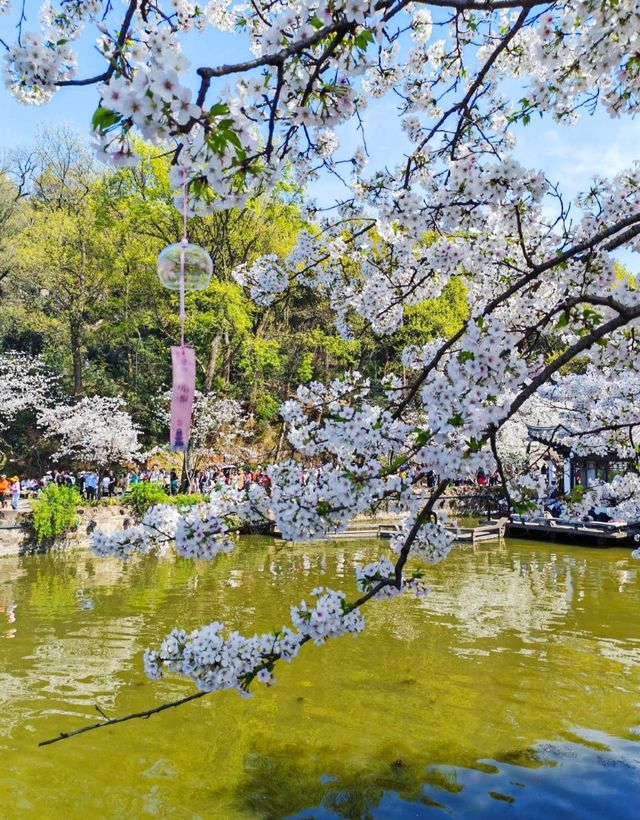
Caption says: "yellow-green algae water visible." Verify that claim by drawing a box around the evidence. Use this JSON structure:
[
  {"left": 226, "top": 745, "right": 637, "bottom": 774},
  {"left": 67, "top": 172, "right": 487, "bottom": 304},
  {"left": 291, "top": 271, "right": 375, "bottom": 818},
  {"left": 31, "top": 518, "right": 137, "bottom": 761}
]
[{"left": 0, "top": 537, "right": 639, "bottom": 819}]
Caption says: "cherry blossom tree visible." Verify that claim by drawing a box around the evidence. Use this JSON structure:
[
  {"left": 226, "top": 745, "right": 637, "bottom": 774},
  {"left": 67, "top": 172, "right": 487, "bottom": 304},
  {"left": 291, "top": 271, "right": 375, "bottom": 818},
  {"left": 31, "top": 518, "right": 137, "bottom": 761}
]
[
  {"left": 169, "top": 390, "right": 249, "bottom": 460},
  {"left": 37, "top": 395, "right": 142, "bottom": 466},
  {"left": 0, "top": 351, "right": 141, "bottom": 467},
  {"left": 0, "top": 350, "right": 59, "bottom": 466},
  {"left": 5, "top": 1, "right": 639, "bottom": 742},
  {"left": 149, "top": 389, "right": 251, "bottom": 482},
  {"left": 500, "top": 367, "right": 640, "bottom": 519},
  {"left": 0, "top": 351, "right": 58, "bottom": 430},
  {"left": 532, "top": 368, "right": 640, "bottom": 460}
]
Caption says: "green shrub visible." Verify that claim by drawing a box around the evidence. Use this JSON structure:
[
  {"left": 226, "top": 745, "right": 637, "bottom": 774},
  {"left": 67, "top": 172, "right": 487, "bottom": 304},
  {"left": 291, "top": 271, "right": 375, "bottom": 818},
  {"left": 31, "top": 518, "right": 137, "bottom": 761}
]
[
  {"left": 172, "top": 493, "right": 206, "bottom": 508},
  {"left": 31, "top": 484, "right": 82, "bottom": 543},
  {"left": 255, "top": 393, "right": 281, "bottom": 421},
  {"left": 124, "top": 485, "right": 208, "bottom": 520},
  {"left": 125, "top": 483, "right": 170, "bottom": 519}
]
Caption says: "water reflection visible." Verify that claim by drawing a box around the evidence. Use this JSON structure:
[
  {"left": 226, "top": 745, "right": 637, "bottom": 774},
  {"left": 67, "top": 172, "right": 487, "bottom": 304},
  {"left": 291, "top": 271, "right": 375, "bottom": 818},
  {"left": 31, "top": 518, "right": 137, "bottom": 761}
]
[{"left": 0, "top": 538, "right": 638, "bottom": 818}]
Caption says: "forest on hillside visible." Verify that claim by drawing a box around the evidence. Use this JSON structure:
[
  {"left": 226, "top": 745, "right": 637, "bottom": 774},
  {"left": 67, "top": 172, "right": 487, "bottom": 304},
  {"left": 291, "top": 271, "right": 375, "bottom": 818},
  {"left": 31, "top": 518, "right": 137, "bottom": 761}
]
[{"left": 0, "top": 125, "right": 467, "bottom": 470}]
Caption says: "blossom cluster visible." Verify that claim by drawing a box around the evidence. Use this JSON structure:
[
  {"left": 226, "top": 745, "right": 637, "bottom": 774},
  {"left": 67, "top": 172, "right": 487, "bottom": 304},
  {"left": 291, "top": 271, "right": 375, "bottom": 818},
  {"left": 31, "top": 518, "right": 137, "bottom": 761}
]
[
  {"left": 562, "top": 473, "right": 640, "bottom": 524},
  {"left": 175, "top": 504, "right": 235, "bottom": 559},
  {"left": 355, "top": 557, "right": 429, "bottom": 599},
  {"left": 143, "top": 622, "right": 301, "bottom": 693},
  {"left": 4, "top": 32, "right": 76, "bottom": 104},
  {"left": 90, "top": 481, "right": 271, "bottom": 560},
  {"left": 91, "top": 503, "right": 180, "bottom": 559},
  {"left": 390, "top": 516, "right": 457, "bottom": 565},
  {"left": 290, "top": 587, "right": 364, "bottom": 645},
  {"left": 533, "top": 368, "right": 640, "bottom": 459},
  {"left": 506, "top": 471, "right": 549, "bottom": 518},
  {"left": 233, "top": 255, "right": 289, "bottom": 307}
]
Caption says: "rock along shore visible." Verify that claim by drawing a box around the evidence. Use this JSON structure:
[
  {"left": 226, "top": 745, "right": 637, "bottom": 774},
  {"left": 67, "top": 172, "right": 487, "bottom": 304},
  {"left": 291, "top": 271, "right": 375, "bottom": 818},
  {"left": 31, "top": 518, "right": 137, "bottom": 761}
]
[{"left": 0, "top": 505, "right": 132, "bottom": 558}]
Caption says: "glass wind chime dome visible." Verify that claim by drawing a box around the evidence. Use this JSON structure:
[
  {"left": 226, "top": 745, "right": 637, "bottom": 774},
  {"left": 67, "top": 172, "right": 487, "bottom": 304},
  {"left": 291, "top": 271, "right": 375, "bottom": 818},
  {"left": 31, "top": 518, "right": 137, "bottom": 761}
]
[{"left": 157, "top": 241, "right": 213, "bottom": 291}]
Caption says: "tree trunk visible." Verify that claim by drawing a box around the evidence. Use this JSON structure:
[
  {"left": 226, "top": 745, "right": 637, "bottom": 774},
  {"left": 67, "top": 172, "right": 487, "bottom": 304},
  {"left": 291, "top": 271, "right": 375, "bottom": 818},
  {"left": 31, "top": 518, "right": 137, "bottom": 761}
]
[
  {"left": 273, "top": 421, "right": 287, "bottom": 462},
  {"left": 180, "top": 450, "right": 190, "bottom": 493},
  {"left": 223, "top": 330, "right": 231, "bottom": 385},
  {"left": 70, "top": 317, "right": 84, "bottom": 397},
  {"left": 204, "top": 333, "right": 221, "bottom": 394},
  {"left": 253, "top": 309, "right": 269, "bottom": 337}
]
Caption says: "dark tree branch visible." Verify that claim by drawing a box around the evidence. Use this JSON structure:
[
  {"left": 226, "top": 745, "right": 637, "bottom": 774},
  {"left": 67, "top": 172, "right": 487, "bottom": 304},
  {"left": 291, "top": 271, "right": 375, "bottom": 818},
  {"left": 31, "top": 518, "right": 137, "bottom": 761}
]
[
  {"left": 489, "top": 426, "right": 511, "bottom": 509},
  {"left": 39, "top": 691, "right": 207, "bottom": 747}
]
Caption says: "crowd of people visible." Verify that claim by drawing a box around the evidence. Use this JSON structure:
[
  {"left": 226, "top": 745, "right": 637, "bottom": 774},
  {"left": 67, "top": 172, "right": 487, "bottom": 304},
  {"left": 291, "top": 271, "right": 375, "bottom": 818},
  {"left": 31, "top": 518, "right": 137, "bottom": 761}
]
[
  {"left": 1, "top": 462, "right": 498, "bottom": 511},
  {"left": 0, "top": 463, "right": 273, "bottom": 508}
]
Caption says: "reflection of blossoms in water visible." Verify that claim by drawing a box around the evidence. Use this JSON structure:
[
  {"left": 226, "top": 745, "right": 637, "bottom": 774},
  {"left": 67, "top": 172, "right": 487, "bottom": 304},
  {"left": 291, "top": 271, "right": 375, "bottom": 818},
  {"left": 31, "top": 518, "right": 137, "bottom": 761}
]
[{"left": 419, "top": 557, "right": 576, "bottom": 642}]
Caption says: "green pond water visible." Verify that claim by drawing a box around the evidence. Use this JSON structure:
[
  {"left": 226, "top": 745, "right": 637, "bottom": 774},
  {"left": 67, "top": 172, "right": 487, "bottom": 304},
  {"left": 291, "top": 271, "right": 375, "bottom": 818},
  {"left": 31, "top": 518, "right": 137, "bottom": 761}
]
[{"left": 0, "top": 537, "right": 639, "bottom": 819}]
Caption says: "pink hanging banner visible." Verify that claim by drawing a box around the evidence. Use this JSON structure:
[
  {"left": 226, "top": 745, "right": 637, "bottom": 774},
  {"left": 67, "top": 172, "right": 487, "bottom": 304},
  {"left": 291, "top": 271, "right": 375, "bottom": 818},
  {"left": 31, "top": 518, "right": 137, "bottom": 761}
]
[{"left": 170, "top": 345, "right": 196, "bottom": 451}]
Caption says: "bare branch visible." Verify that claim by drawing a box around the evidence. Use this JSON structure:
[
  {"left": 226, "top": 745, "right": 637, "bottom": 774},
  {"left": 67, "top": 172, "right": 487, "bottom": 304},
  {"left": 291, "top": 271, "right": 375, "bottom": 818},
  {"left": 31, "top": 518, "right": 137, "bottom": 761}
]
[{"left": 39, "top": 691, "right": 207, "bottom": 747}]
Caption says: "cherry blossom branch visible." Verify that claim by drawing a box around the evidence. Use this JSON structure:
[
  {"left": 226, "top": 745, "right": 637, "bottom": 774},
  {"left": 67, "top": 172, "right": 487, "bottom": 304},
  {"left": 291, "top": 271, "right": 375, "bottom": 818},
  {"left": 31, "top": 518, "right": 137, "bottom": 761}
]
[
  {"left": 392, "top": 212, "right": 640, "bottom": 419},
  {"left": 393, "top": 480, "right": 449, "bottom": 585},
  {"left": 506, "top": 307, "right": 640, "bottom": 423},
  {"left": 56, "top": 0, "right": 139, "bottom": 88},
  {"left": 196, "top": 17, "right": 355, "bottom": 81},
  {"left": 404, "top": 6, "right": 532, "bottom": 183},
  {"left": 39, "top": 568, "right": 398, "bottom": 747}
]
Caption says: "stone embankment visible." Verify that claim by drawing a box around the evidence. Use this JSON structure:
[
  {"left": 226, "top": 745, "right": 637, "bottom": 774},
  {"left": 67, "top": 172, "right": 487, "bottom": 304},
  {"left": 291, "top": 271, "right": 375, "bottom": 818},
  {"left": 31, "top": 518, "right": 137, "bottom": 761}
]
[
  {"left": 0, "top": 505, "right": 131, "bottom": 558},
  {"left": 0, "top": 488, "right": 505, "bottom": 557}
]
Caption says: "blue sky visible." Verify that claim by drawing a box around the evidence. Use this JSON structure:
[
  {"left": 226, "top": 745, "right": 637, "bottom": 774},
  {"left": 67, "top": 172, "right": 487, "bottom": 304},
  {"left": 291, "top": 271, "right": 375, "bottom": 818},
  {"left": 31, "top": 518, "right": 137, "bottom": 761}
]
[{"left": 0, "top": 10, "right": 637, "bottom": 268}]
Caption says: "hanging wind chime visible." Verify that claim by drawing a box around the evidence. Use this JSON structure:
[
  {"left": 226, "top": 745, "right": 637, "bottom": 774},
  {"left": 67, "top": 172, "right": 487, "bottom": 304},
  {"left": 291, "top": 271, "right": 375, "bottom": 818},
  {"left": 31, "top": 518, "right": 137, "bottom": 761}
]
[{"left": 157, "top": 173, "right": 213, "bottom": 451}]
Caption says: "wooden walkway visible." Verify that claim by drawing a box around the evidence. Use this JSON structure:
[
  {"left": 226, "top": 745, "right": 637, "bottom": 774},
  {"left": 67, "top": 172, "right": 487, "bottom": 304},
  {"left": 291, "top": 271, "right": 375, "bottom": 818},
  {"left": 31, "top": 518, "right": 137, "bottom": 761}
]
[
  {"left": 506, "top": 516, "right": 640, "bottom": 548},
  {"left": 321, "top": 518, "right": 507, "bottom": 544},
  {"left": 447, "top": 518, "right": 508, "bottom": 544}
]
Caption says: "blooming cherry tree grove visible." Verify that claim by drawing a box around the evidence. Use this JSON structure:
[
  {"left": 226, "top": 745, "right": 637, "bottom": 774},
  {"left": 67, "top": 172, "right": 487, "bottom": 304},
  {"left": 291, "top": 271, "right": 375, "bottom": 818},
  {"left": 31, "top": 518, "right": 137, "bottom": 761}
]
[
  {"left": 5, "top": 0, "right": 640, "bottom": 739},
  {"left": 38, "top": 395, "right": 142, "bottom": 466}
]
